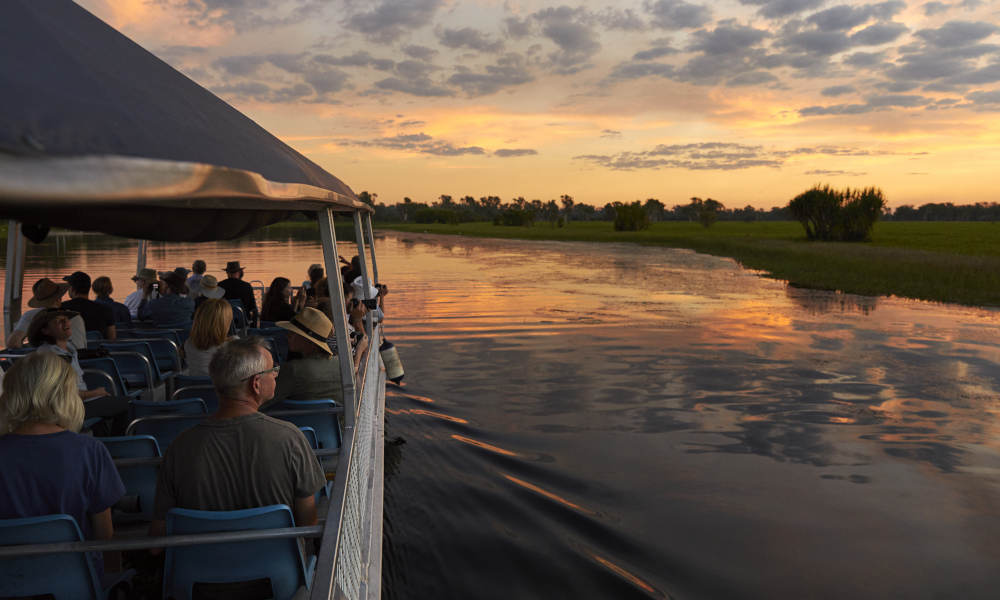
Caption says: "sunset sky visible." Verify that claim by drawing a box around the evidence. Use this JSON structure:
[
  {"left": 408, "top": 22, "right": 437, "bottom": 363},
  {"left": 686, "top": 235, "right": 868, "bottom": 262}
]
[{"left": 78, "top": 0, "right": 1000, "bottom": 209}]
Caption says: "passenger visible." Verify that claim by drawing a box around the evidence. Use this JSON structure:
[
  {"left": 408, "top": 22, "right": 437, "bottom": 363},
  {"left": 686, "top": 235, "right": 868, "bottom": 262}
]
[
  {"left": 312, "top": 277, "right": 334, "bottom": 321},
  {"left": 194, "top": 274, "right": 225, "bottom": 310},
  {"left": 5, "top": 278, "right": 86, "bottom": 350},
  {"left": 265, "top": 307, "right": 342, "bottom": 408},
  {"left": 0, "top": 351, "right": 125, "bottom": 576},
  {"left": 184, "top": 299, "right": 234, "bottom": 377},
  {"left": 261, "top": 277, "right": 299, "bottom": 323},
  {"left": 219, "top": 261, "right": 259, "bottom": 326},
  {"left": 139, "top": 270, "right": 194, "bottom": 327},
  {"left": 123, "top": 267, "right": 157, "bottom": 320},
  {"left": 29, "top": 309, "right": 108, "bottom": 401},
  {"left": 61, "top": 271, "right": 116, "bottom": 341},
  {"left": 150, "top": 337, "right": 326, "bottom": 542},
  {"left": 172, "top": 267, "right": 192, "bottom": 294},
  {"left": 340, "top": 255, "right": 361, "bottom": 288},
  {"left": 92, "top": 276, "right": 132, "bottom": 326},
  {"left": 186, "top": 260, "right": 206, "bottom": 299},
  {"left": 347, "top": 298, "right": 369, "bottom": 372},
  {"left": 301, "top": 264, "right": 323, "bottom": 299}
]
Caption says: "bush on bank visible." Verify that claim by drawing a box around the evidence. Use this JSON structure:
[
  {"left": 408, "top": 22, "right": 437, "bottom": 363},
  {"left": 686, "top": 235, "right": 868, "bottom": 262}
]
[
  {"left": 788, "top": 185, "right": 885, "bottom": 242},
  {"left": 613, "top": 201, "right": 650, "bottom": 231}
]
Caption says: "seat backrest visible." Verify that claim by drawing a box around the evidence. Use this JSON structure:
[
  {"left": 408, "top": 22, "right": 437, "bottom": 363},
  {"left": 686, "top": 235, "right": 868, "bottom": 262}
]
[
  {"left": 298, "top": 426, "right": 319, "bottom": 450},
  {"left": 172, "top": 374, "right": 212, "bottom": 389},
  {"left": 248, "top": 327, "right": 289, "bottom": 363},
  {"left": 130, "top": 398, "right": 207, "bottom": 418},
  {"left": 0, "top": 514, "right": 102, "bottom": 600},
  {"left": 85, "top": 330, "right": 103, "bottom": 343},
  {"left": 268, "top": 399, "right": 342, "bottom": 451},
  {"left": 101, "top": 341, "right": 164, "bottom": 383},
  {"left": 172, "top": 385, "right": 219, "bottom": 413},
  {"left": 124, "top": 337, "right": 182, "bottom": 373},
  {"left": 164, "top": 505, "right": 309, "bottom": 600},
  {"left": 79, "top": 356, "right": 129, "bottom": 397},
  {"left": 97, "top": 435, "right": 161, "bottom": 458},
  {"left": 127, "top": 414, "right": 207, "bottom": 450}
]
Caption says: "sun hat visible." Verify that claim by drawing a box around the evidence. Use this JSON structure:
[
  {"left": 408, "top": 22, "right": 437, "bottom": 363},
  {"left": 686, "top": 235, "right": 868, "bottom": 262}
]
[
  {"left": 26, "top": 308, "right": 79, "bottom": 346},
  {"left": 276, "top": 307, "right": 334, "bottom": 355},
  {"left": 27, "top": 278, "right": 70, "bottom": 308},
  {"left": 351, "top": 275, "right": 379, "bottom": 301},
  {"left": 223, "top": 261, "right": 244, "bottom": 273},
  {"left": 199, "top": 275, "right": 225, "bottom": 299},
  {"left": 131, "top": 268, "right": 157, "bottom": 282}
]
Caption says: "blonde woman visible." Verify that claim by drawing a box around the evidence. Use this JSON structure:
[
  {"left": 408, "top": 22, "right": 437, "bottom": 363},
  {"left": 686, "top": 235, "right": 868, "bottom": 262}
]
[
  {"left": 0, "top": 352, "right": 125, "bottom": 575},
  {"left": 184, "top": 298, "right": 234, "bottom": 377}
]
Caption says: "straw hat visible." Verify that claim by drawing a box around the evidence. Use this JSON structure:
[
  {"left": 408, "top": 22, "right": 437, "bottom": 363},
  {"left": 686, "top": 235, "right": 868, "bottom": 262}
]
[
  {"left": 131, "top": 268, "right": 157, "bottom": 282},
  {"left": 199, "top": 274, "right": 225, "bottom": 299},
  {"left": 27, "top": 278, "right": 70, "bottom": 308},
  {"left": 277, "top": 307, "right": 333, "bottom": 355}
]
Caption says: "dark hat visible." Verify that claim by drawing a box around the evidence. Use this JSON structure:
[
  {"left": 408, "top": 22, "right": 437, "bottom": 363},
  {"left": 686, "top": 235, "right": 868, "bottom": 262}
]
[
  {"left": 28, "top": 278, "right": 70, "bottom": 308},
  {"left": 63, "top": 271, "right": 91, "bottom": 290},
  {"left": 173, "top": 267, "right": 192, "bottom": 277},
  {"left": 27, "top": 308, "right": 79, "bottom": 347},
  {"left": 224, "top": 261, "right": 244, "bottom": 273}
]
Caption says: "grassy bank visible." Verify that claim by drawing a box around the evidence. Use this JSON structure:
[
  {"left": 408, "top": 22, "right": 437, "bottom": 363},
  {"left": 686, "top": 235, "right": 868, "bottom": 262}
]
[{"left": 377, "top": 221, "right": 1000, "bottom": 307}]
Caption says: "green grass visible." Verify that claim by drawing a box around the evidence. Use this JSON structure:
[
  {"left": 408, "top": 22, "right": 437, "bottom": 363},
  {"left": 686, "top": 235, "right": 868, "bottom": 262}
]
[{"left": 378, "top": 221, "right": 1000, "bottom": 307}]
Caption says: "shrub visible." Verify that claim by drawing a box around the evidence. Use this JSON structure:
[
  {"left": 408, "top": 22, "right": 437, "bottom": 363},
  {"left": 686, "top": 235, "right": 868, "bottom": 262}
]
[
  {"left": 788, "top": 185, "right": 885, "bottom": 241},
  {"left": 494, "top": 209, "right": 534, "bottom": 226},
  {"left": 613, "top": 201, "right": 650, "bottom": 231},
  {"left": 415, "top": 208, "right": 459, "bottom": 224}
]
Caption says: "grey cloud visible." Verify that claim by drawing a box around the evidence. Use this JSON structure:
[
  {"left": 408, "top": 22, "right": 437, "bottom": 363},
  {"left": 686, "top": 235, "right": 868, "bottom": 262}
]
[
  {"left": 597, "top": 8, "right": 647, "bottom": 30},
  {"left": 341, "top": 132, "right": 484, "bottom": 155},
  {"left": 447, "top": 53, "right": 534, "bottom": 96},
  {"left": 922, "top": 1, "right": 950, "bottom": 15},
  {"left": 533, "top": 6, "right": 602, "bottom": 73},
  {"left": 266, "top": 53, "right": 310, "bottom": 73},
  {"left": 915, "top": 21, "right": 999, "bottom": 48},
  {"left": 850, "top": 22, "right": 908, "bottom": 46},
  {"left": 314, "top": 51, "right": 395, "bottom": 71},
  {"left": 403, "top": 45, "right": 438, "bottom": 61},
  {"left": 504, "top": 16, "right": 534, "bottom": 38},
  {"left": 494, "top": 148, "right": 539, "bottom": 157},
  {"left": 155, "top": 45, "right": 209, "bottom": 64},
  {"left": 880, "top": 81, "right": 920, "bottom": 92},
  {"left": 866, "top": 93, "right": 931, "bottom": 107},
  {"left": 967, "top": 89, "right": 1000, "bottom": 104},
  {"left": 645, "top": 0, "right": 712, "bottom": 30},
  {"left": 607, "top": 61, "right": 675, "bottom": 81},
  {"left": 346, "top": 0, "right": 443, "bottom": 43},
  {"left": 398, "top": 120, "right": 426, "bottom": 127},
  {"left": 887, "top": 52, "right": 967, "bottom": 81},
  {"left": 688, "top": 24, "right": 769, "bottom": 55},
  {"left": 438, "top": 27, "right": 505, "bottom": 53},
  {"left": 214, "top": 80, "right": 317, "bottom": 103},
  {"left": 727, "top": 70, "right": 779, "bottom": 86},
  {"left": 821, "top": 84, "right": 855, "bottom": 96},
  {"left": 374, "top": 76, "right": 454, "bottom": 97},
  {"left": 843, "top": 51, "right": 885, "bottom": 67},
  {"left": 633, "top": 45, "right": 678, "bottom": 60},
  {"left": 738, "top": 0, "right": 825, "bottom": 19},
  {"left": 152, "top": 0, "right": 330, "bottom": 32},
  {"left": 806, "top": 2, "right": 904, "bottom": 32},
  {"left": 782, "top": 30, "right": 852, "bottom": 55},
  {"left": 804, "top": 169, "right": 868, "bottom": 175},
  {"left": 394, "top": 59, "right": 439, "bottom": 79},
  {"left": 213, "top": 55, "right": 266, "bottom": 76},
  {"left": 303, "top": 68, "right": 350, "bottom": 95},
  {"left": 947, "top": 62, "right": 1000, "bottom": 84},
  {"left": 601, "top": 129, "right": 622, "bottom": 137},
  {"left": 575, "top": 142, "right": 884, "bottom": 171},
  {"left": 799, "top": 93, "right": 932, "bottom": 115},
  {"left": 422, "top": 143, "right": 486, "bottom": 156}
]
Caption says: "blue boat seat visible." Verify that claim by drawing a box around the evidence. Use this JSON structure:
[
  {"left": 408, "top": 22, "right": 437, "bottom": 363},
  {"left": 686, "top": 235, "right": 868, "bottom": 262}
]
[
  {"left": 266, "top": 399, "right": 341, "bottom": 471},
  {"left": 129, "top": 398, "right": 207, "bottom": 419},
  {"left": 126, "top": 414, "right": 207, "bottom": 450},
  {"left": 0, "top": 514, "right": 133, "bottom": 599},
  {"left": 86, "top": 330, "right": 103, "bottom": 344},
  {"left": 172, "top": 385, "right": 219, "bottom": 414},
  {"left": 163, "top": 505, "right": 315, "bottom": 600},
  {"left": 97, "top": 435, "right": 161, "bottom": 520},
  {"left": 80, "top": 356, "right": 143, "bottom": 401},
  {"left": 100, "top": 341, "right": 168, "bottom": 387}
]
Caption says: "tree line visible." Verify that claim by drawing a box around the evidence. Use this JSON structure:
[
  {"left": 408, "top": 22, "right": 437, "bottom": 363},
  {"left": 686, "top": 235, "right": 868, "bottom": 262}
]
[{"left": 359, "top": 191, "right": 1000, "bottom": 224}]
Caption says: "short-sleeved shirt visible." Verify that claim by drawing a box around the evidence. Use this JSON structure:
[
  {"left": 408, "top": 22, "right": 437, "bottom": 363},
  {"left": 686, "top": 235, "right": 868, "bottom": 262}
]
[
  {"left": 62, "top": 297, "right": 114, "bottom": 334},
  {"left": 94, "top": 296, "right": 132, "bottom": 325},
  {"left": 153, "top": 412, "right": 326, "bottom": 522},
  {"left": 186, "top": 273, "right": 204, "bottom": 299},
  {"left": 0, "top": 431, "right": 124, "bottom": 539},
  {"left": 14, "top": 307, "right": 87, "bottom": 349},
  {"left": 266, "top": 354, "right": 343, "bottom": 409},
  {"left": 141, "top": 293, "right": 194, "bottom": 327}
]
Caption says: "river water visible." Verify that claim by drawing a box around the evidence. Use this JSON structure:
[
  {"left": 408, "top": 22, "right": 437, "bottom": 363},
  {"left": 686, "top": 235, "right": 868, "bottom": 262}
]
[{"left": 4, "top": 229, "right": 1000, "bottom": 599}]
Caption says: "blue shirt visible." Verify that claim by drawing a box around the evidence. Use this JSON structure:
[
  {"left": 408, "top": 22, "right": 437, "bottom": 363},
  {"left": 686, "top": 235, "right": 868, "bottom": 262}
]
[
  {"left": 95, "top": 295, "right": 132, "bottom": 325},
  {"left": 0, "top": 430, "right": 124, "bottom": 539},
  {"left": 140, "top": 293, "right": 194, "bottom": 327}
]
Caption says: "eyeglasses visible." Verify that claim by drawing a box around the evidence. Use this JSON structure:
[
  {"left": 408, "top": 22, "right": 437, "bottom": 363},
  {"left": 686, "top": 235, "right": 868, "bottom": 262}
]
[{"left": 243, "top": 365, "right": 280, "bottom": 380}]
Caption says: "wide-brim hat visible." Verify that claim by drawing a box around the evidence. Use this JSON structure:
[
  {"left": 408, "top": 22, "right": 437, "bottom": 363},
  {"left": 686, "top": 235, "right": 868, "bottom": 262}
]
[
  {"left": 26, "top": 308, "right": 79, "bottom": 345},
  {"left": 351, "top": 275, "right": 379, "bottom": 301},
  {"left": 132, "top": 268, "right": 157, "bottom": 282},
  {"left": 28, "top": 278, "right": 70, "bottom": 308},
  {"left": 199, "top": 275, "right": 225, "bottom": 299},
  {"left": 277, "top": 307, "right": 333, "bottom": 355},
  {"left": 224, "top": 261, "right": 245, "bottom": 273}
]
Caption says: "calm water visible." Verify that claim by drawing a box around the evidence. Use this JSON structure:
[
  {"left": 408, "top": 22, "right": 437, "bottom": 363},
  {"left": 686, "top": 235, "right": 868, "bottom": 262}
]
[{"left": 4, "top": 229, "right": 1000, "bottom": 599}]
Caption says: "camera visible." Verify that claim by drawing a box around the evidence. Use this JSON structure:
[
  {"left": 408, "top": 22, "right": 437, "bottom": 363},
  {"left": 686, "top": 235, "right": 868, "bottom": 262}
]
[{"left": 363, "top": 298, "right": 378, "bottom": 310}]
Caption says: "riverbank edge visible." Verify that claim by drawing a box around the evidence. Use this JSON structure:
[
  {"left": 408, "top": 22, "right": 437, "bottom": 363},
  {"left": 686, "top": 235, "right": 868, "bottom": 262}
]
[{"left": 375, "top": 222, "right": 1000, "bottom": 308}]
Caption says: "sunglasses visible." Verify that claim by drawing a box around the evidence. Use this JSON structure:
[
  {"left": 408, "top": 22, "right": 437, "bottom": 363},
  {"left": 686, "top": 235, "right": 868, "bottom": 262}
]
[{"left": 242, "top": 365, "right": 280, "bottom": 381}]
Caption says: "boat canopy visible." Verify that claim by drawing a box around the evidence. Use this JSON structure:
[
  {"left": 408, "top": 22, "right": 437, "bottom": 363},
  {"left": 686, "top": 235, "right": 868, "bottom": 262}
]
[{"left": 0, "top": 0, "right": 369, "bottom": 242}]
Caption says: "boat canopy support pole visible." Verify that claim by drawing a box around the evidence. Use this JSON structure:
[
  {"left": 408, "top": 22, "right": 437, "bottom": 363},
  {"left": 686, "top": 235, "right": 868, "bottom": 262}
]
[
  {"left": 3, "top": 221, "right": 25, "bottom": 339},
  {"left": 319, "top": 207, "right": 356, "bottom": 427},
  {"left": 136, "top": 240, "right": 148, "bottom": 274},
  {"left": 352, "top": 211, "right": 374, "bottom": 337},
  {"left": 363, "top": 213, "right": 379, "bottom": 286}
]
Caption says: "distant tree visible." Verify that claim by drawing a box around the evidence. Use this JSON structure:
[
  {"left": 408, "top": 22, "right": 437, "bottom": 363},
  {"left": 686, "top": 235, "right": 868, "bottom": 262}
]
[
  {"left": 358, "top": 190, "right": 377, "bottom": 207},
  {"left": 560, "top": 194, "right": 574, "bottom": 221},
  {"left": 698, "top": 198, "right": 724, "bottom": 228},
  {"left": 643, "top": 198, "right": 665, "bottom": 222},
  {"left": 788, "top": 185, "right": 885, "bottom": 241},
  {"left": 613, "top": 201, "right": 650, "bottom": 231}
]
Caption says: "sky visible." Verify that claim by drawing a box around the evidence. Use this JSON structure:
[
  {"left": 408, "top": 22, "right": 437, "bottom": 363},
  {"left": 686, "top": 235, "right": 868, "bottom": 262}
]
[{"left": 78, "top": 0, "right": 1000, "bottom": 209}]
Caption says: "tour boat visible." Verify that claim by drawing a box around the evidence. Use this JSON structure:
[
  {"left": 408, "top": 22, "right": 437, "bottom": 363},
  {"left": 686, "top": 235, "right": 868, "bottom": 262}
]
[{"left": 0, "top": 1, "right": 385, "bottom": 598}]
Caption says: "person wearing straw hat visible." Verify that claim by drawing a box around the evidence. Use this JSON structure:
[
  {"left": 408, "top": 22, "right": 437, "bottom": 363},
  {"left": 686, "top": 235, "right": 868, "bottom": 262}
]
[
  {"left": 5, "top": 278, "right": 86, "bottom": 350},
  {"left": 193, "top": 274, "right": 225, "bottom": 309},
  {"left": 219, "top": 260, "right": 258, "bottom": 326},
  {"left": 264, "top": 307, "right": 343, "bottom": 409},
  {"left": 123, "top": 267, "right": 158, "bottom": 319}
]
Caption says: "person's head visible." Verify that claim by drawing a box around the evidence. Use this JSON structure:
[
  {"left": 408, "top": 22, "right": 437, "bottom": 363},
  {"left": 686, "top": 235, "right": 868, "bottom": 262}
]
[
  {"left": 189, "top": 299, "right": 233, "bottom": 351},
  {"left": 0, "top": 351, "right": 84, "bottom": 434},
  {"left": 276, "top": 307, "right": 333, "bottom": 356},
  {"left": 224, "top": 261, "right": 245, "bottom": 280},
  {"left": 208, "top": 337, "right": 277, "bottom": 406},
  {"left": 307, "top": 264, "right": 323, "bottom": 284},
  {"left": 27, "top": 278, "right": 70, "bottom": 309},
  {"left": 157, "top": 271, "right": 188, "bottom": 296},
  {"left": 27, "top": 309, "right": 76, "bottom": 347},
  {"left": 191, "top": 260, "right": 206, "bottom": 275},
  {"left": 351, "top": 255, "right": 360, "bottom": 272},
  {"left": 63, "top": 271, "right": 91, "bottom": 298},
  {"left": 314, "top": 277, "right": 330, "bottom": 299},
  {"left": 92, "top": 276, "right": 113, "bottom": 299},
  {"left": 132, "top": 268, "right": 157, "bottom": 292}
]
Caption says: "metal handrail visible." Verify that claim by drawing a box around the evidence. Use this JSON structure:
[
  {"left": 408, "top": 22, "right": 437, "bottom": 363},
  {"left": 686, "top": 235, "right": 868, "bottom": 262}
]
[
  {"left": 107, "top": 350, "right": 155, "bottom": 395},
  {"left": 122, "top": 337, "right": 183, "bottom": 373}
]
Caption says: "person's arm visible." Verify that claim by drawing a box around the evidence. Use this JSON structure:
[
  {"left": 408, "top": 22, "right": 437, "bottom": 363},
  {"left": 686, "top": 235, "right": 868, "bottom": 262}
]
[
  {"left": 293, "top": 495, "right": 318, "bottom": 526},
  {"left": 80, "top": 387, "right": 109, "bottom": 400},
  {"left": 5, "top": 329, "right": 25, "bottom": 348},
  {"left": 105, "top": 324, "right": 116, "bottom": 341},
  {"left": 353, "top": 334, "right": 368, "bottom": 371},
  {"left": 89, "top": 508, "right": 122, "bottom": 572}
]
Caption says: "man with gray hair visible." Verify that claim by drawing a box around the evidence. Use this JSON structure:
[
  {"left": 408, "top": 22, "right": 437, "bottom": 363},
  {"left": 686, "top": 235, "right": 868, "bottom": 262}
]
[{"left": 149, "top": 337, "right": 326, "bottom": 540}]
